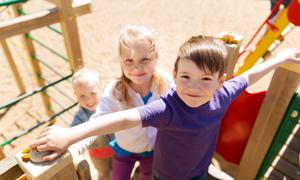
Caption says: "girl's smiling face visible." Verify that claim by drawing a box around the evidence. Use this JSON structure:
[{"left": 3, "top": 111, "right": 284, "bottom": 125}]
[
  {"left": 120, "top": 40, "right": 158, "bottom": 87},
  {"left": 174, "top": 59, "right": 224, "bottom": 108}
]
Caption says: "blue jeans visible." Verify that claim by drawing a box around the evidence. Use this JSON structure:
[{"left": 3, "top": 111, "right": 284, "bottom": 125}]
[{"left": 153, "top": 170, "right": 208, "bottom": 180}]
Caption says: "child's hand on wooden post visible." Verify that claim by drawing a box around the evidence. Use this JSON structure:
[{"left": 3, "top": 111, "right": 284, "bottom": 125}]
[{"left": 30, "top": 126, "right": 73, "bottom": 161}]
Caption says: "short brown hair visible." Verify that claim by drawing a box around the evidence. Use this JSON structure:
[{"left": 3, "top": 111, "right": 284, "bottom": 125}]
[{"left": 174, "top": 35, "right": 227, "bottom": 78}]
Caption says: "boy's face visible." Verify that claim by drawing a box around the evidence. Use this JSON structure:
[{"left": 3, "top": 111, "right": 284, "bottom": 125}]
[
  {"left": 74, "top": 81, "right": 100, "bottom": 112},
  {"left": 173, "top": 59, "right": 224, "bottom": 108},
  {"left": 120, "top": 41, "right": 157, "bottom": 86}
]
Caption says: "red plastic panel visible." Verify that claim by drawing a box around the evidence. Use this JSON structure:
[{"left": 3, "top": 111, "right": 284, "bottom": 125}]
[
  {"left": 287, "top": 0, "right": 300, "bottom": 26},
  {"left": 216, "top": 90, "right": 266, "bottom": 164}
]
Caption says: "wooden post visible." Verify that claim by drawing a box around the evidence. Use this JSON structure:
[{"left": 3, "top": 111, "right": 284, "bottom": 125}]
[
  {"left": 0, "top": 147, "right": 5, "bottom": 160},
  {"left": 15, "top": 151, "right": 79, "bottom": 180},
  {"left": 215, "top": 32, "right": 243, "bottom": 80},
  {"left": 1, "top": 39, "right": 26, "bottom": 94},
  {"left": 16, "top": 174, "right": 28, "bottom": 180},
  {"left": 236, "top": 64, "right": 300, "bottom": 179},
  {"left": 48, "top": 0, "right": 84, "bottom": 71},
  {"left": 208, "top": 32, "right": 243, "bottom": 180},
  {"left": 72, "top": 153, "right": 92, "bottom": 180},
  {"left": 0, "top": 155, "right": 24, "bottom": 179},
  {"left": 0, "top": 1, "right": 91, "bottom": 40},
  {"left": 10, "top": 5, "right": 55, "bottom": 123}
]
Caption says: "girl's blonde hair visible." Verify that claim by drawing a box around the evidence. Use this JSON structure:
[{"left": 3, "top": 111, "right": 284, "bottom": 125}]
[
  {"left": 114, "top": 24, "right": 166, "bottom": 108},
  {"left": 72, "top": 68, "right": 101, "bottom": 89}
]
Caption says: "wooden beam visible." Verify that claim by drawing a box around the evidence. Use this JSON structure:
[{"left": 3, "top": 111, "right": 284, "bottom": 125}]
[
  {"left": 1, "top": 39, "right": 26, "bottom": 94},
  {"left": 212, "top": 153, "right": 239, "bottom": 178},
  {"left": 52, "top": 0, "right": 84, "bottom": 70},
  {"left": 0, "top": 155, "right": 24, "bottom": 180},
  {"left": 72, "top": 154, "right": 92, "bottom": 180},
  {"left": 236, "top": 67, "right": 300, "bottom": 179},
  {"left": 49, "top": 164, "right": 79, "bottom": 180},
  {"left": 0, "top": 0, "right": 91, "bottom": 40},
  {"left": 15, "top": 150, "right": 79, "bottom": 180},
  {"left": 10, "top": 5, "right": 55, "bottom": 122},
  {"left": 215, "top": 32, "right": 243, "bottom": 80},
  {"left": 281, "top": 63, "right": 300, "bottom": 74},
  {"left": 16, "top": 174, "right": 28, "bottom": 180}
]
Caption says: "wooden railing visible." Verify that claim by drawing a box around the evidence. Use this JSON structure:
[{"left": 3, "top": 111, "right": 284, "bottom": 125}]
[{"left": 0, "top": 0, "right": 91, "bottom": 179}]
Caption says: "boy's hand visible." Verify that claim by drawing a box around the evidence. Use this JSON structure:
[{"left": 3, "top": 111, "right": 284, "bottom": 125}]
[
  {"left": 30, "top": 126, "right": 73, "bottom": 161},
  {"left": 275, "top": 49, "right": 300, "bottom": 63},
  {"left": 241, "top": 49, "right": 300, "bottom": 86}
]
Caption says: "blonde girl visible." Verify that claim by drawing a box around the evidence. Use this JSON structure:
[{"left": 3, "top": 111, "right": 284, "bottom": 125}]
[{"left": 92, "top": 24, "right": 173, "bottom": 180}]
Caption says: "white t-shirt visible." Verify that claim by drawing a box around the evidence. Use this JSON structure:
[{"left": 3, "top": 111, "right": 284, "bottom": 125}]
[{"left": 94, "top": 69, "right": 174, "bottom": 153}]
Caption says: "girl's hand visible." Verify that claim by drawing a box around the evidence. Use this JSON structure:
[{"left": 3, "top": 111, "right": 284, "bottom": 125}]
[
  {"left": 276, "top": 49, "right": 300, "bottom": 64},
  {"left": 30, "top": 126, "right": 74, "bottom": 161}
]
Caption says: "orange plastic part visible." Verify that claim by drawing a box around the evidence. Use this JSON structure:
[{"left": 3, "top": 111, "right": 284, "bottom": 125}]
[{"left": 216, "top": 90, "right": 266, "bottom": 164}]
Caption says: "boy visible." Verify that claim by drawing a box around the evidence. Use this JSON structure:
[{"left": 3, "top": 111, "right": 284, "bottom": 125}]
[
  {"left": 70, "top": 68, "right": 113, "bottom": 180},
  {"left": 31, "top": 36, "right": 300, "bottom": 180},
  {"left": 71, "top": 68, "right": 101, "bottom": 126}
]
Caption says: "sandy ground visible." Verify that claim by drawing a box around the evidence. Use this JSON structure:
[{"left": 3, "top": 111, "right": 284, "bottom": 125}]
[{"left": 0, "top": 0, "right": 300, "bottom": 179}]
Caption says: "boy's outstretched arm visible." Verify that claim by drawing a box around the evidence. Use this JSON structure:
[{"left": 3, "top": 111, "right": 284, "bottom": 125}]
[
  {"left": 240, "top": 49, "right": 300, "bottom": 86},
  {"left": 30, "top": 108, "right": 142, "bottom": 161}
]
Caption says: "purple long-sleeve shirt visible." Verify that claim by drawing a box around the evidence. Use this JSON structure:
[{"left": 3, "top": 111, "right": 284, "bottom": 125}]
[{"left": 138, "top": 76, "right": 248, "bottom": 179}]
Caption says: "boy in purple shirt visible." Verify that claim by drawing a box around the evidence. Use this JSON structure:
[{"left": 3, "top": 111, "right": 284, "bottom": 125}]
[
  {"left": 31, "top": 36, "right": 300, "bottom": 180},
  {"left": 139, "top": 76, "right": 247, "bottom": 179}
]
